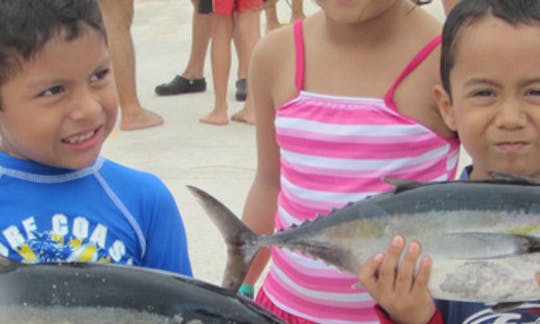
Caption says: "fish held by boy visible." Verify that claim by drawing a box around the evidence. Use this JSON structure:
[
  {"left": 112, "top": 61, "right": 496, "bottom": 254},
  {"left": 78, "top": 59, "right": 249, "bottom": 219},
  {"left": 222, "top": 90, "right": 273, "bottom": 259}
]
[
  {"left": 0, "top": 256, "right": 285, "bottom": 323},
  {"left": 187, "top": 174, "right": 540, "bottom": 308}
]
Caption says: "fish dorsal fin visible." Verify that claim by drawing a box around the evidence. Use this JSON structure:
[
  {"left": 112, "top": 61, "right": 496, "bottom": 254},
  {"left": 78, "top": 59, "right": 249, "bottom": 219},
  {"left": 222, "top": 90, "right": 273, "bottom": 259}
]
[
  {"left": 488, "top": 171, "right": 540, "bottom": 185},
  {"left": 382, "top": 177, "right": 424, "bottom": 192}
]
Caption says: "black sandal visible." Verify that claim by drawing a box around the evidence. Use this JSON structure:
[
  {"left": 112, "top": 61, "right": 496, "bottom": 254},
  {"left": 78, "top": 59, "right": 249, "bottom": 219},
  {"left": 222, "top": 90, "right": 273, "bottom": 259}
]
[
  {"left": 235, "top": 79, "right": 247, "bottom": 101},
  {"left": 154, "top": 75, "right": 206, "bottom": 96}
]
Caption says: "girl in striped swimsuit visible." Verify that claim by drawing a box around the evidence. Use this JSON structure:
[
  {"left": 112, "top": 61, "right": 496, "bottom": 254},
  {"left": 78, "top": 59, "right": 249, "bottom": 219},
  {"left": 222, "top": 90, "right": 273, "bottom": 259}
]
[{"left": 239, "top": 1, "right": 459, "bottom": 323}]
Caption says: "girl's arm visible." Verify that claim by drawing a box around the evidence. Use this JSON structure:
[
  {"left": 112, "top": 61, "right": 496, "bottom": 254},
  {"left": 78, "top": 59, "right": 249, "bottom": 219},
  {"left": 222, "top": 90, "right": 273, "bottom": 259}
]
[{"left": 240, "top": 34, "right": 283, "bottom": 287}]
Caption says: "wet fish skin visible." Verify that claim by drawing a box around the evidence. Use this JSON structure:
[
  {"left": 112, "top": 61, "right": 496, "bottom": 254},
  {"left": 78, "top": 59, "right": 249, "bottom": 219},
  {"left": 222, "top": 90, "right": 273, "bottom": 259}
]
[
  {"left": 0, "top": 257, "right": 285, "bottom": 323},
  {"left": 187, "top": 177, "right": 540, "bottom": 305}
]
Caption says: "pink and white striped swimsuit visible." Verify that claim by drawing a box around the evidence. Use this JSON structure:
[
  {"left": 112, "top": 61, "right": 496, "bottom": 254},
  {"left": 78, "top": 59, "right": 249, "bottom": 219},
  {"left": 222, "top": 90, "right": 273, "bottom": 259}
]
[{"left": 260, "top": 20, "right": 460, "bottom": 323}]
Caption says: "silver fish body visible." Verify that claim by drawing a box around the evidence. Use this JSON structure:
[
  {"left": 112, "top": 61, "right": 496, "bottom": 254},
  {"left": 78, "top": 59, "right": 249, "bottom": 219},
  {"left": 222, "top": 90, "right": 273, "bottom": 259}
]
[
  {"left": 188, "top": 176, "right": 540, "bottom": 305},
  {"left": 0, "top": 256, "right": 285, "bottom": 323}
]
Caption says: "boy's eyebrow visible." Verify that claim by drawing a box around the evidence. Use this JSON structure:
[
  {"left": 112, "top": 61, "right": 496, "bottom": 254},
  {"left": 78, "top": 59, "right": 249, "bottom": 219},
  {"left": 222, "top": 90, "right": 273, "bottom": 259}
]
[
  {"left": 24, "top": 55, "right": 112, "bottom": 90},
  {"left": 463, "top": 78, "right": 498, "bottom": 87},
  {"left": 97, "top": 55, "right": 112, "bottom": 66},
  {"left": 25, "top": 77, "right": 67, "bottom": 90},
  {"left": 464, "top": 78, "right": 540, "bottom": 88},
  {"left": 518, "top": 78, "right": 540, "bottom": 88},
  {"left": 94, "top": 57, "right": 112, "bottom": 72}
]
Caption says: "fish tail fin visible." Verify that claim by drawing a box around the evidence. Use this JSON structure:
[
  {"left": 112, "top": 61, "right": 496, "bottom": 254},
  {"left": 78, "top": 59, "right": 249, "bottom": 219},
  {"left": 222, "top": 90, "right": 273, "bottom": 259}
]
[{"left": 187, "top": 185, "right": 259, "bottom": 292}]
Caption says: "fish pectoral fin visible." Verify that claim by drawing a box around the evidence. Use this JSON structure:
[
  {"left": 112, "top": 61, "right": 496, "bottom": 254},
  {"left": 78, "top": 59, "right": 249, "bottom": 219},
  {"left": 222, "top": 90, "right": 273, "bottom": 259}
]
[
  {"left": 490, "top": 301, "right": 526, "bottom": 313},
  {"left": 437, "top": 232, "right": 540, "bottom": 259}
]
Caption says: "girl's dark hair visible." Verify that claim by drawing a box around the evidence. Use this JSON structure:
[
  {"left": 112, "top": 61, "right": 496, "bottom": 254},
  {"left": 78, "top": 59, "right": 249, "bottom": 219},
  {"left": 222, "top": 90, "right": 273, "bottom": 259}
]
[
  {"left": 441, "top": 0, "right": 540, "bottom": 98},
  {"left": 0, "top": 0, "right": 105, "bottom": 85}
]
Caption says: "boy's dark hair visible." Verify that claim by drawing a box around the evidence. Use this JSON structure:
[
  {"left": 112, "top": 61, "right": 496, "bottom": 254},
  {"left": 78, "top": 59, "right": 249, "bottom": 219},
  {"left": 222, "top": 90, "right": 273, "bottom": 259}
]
[
  {"left": 0, "top": 0, "right": 105, "bottom": 86},
  {"left": 441, "top": 0, "right": 540, "bottom": 99}
]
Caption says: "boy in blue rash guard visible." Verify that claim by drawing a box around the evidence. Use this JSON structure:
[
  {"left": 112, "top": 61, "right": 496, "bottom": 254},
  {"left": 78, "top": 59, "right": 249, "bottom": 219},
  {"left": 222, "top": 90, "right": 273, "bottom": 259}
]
[
  {"left": 0, "top": 0, "right": 192, "bottom": 276},
  {"left": 358, "top": 0, "right": 540, "bottom": 323}
]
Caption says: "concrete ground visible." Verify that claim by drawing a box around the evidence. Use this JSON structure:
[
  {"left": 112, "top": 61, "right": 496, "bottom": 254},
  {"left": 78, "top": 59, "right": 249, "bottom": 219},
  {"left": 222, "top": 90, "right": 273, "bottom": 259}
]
[{"left": 103, "top": 0, "right": 470, "bottom": 287}]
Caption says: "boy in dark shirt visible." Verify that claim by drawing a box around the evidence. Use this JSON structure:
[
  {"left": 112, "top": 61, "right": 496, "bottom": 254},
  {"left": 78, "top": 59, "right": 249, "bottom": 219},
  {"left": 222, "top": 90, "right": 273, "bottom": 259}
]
[{"left": 359, "top": 1, "right": 540, "bottom": 322}]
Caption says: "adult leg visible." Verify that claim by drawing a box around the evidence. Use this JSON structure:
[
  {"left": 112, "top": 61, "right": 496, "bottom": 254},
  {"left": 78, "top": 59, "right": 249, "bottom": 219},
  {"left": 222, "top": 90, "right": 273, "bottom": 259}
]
[
  {"left": 290, "top": 0, "right": 305, "bottom": 22},
  {"left": 199, "top": 14, "right": 234, "bottom": 125},
  {"left": 154, "top": 0, "right": 211, "bottom": 95},
  {"left": 230, "top": 9, "right": 260, "bottom": 125},
  {"left": 183, "top": 0, "right": 212, "bottom": 79},
  {"left": 234, "top": 9, "right": 260, "bottom": 81},
  {"left": 99, "top": 0, "right": 163, "bottom": 130},
  {"left": 263, "top": 0, "right": 281, "bottom": 34}
]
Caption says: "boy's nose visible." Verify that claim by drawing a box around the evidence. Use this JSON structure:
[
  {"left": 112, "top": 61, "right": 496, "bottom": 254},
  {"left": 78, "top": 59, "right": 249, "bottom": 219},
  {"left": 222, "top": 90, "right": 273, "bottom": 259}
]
[
  {"left": 69, "top": 88, "right": 102, "bottom": 120},
  {"left": 495, "top": 99, "right": 527, "bottom": 129}
]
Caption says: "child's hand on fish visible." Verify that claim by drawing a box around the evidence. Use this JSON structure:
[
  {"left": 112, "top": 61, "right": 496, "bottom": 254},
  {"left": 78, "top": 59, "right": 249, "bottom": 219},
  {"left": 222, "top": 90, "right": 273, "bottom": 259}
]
[{"left": 358, "top": 235, "right": 435, "bottom": 324}]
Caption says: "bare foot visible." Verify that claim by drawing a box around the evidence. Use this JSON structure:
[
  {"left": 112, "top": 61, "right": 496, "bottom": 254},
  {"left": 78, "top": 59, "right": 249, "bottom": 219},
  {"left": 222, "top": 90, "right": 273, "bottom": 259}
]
[
  {"left": 120, "top": 108, "right": 164, "bottom": 131},
  {"left": 199, "top": 110, "right": 229, "bottom": 126},
  {"left": 231, "top": 108, "right": 255, "bottom": 125}
]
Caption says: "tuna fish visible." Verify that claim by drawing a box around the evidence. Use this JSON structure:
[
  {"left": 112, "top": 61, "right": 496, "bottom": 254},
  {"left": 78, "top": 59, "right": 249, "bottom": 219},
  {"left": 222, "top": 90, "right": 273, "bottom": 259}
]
[
  {"left": 0, "top": 256, "right": 285, "bottom": 323},
  {"left": 187, "top": 174, "right": 540, "bottom": 307}
]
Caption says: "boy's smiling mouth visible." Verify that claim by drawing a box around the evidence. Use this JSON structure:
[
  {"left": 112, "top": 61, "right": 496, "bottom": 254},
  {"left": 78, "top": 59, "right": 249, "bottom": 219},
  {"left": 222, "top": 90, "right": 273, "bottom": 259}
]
[{"left": 62, "top": 126, "right": 101, "bottom": 145}]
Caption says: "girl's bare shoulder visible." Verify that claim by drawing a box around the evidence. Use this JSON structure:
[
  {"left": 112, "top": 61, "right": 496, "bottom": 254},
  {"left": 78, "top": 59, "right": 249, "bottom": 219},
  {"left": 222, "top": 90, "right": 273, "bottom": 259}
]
[
  {"left": 251, "top": 23, "right": 298, "bottom": 101},
  {"left": 252, "top": 24, "right": 296, "bottom": 68}
]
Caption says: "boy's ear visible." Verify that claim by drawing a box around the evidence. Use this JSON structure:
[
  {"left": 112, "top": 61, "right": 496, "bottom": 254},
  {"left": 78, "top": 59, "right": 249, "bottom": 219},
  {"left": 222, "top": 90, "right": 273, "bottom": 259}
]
[{"left": 434, "top": 85, "right": 457, "bottom": 131}]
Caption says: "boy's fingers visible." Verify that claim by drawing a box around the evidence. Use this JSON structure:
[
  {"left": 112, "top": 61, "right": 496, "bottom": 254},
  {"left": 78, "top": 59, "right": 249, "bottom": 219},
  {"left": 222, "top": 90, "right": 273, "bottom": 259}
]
[
  {"left": 358, "top": 253, "right": 384, "bottom": 299},
  {"left": 394, "top": 240, "right": 421, "bottom": 293},
  {"left": 536, "top": 272, "right": 540, "bottom": 286},
  {"left": 379, "top": 235, "right": 405, "bottom": 292},
  {"left": 358, "top": 253, "right": 384, "bottom": 282},
  {"left": 412, "top": 255, "right": 432, "bottom": 294}
]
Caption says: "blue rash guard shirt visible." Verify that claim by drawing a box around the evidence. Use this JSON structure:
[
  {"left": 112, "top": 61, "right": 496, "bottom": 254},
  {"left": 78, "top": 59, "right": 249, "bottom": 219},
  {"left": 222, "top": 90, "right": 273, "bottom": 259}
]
[
  {"left": 433, "top": 165, "right": 540, "bottom": 324},
  {"left": 0, "top": 151, "right": 192, "bottom": 276}
]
